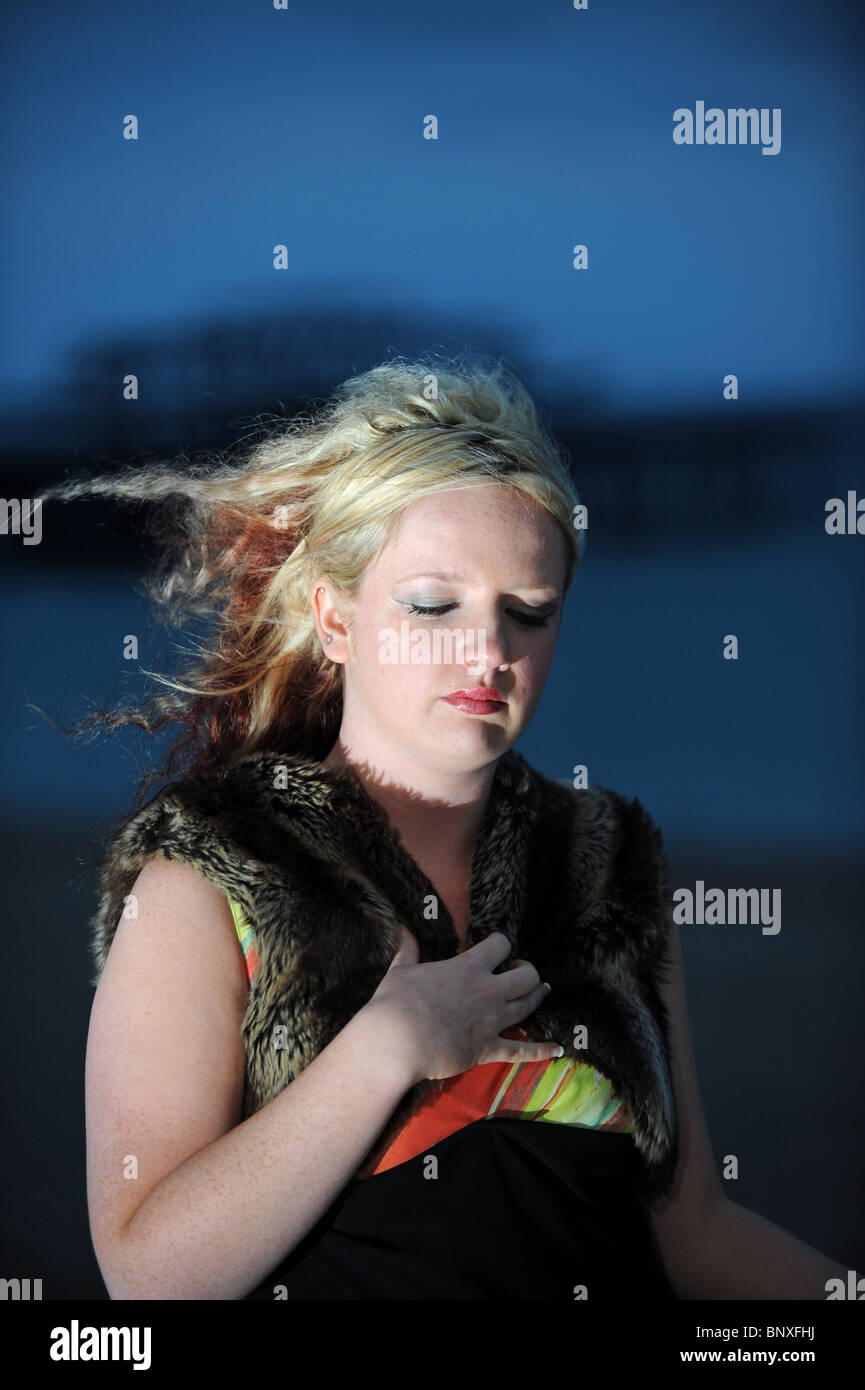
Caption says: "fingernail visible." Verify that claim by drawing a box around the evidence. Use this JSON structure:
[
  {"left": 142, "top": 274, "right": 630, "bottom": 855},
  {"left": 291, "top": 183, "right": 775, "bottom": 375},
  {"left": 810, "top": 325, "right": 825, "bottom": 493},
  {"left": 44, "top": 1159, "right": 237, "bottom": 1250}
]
[
  {"left": 552, "top": 1045, "right": 564, "bottom": 1057},
  {"left": 543, "top": 982, "right": 552, "bottom": 993}
]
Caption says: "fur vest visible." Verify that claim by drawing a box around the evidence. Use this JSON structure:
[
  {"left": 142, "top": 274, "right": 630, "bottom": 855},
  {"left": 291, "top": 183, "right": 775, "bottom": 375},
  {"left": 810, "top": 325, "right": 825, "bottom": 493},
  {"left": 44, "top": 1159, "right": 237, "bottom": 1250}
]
[{"left": 88, "top": 747, "right": 679, "bottom": 1210}]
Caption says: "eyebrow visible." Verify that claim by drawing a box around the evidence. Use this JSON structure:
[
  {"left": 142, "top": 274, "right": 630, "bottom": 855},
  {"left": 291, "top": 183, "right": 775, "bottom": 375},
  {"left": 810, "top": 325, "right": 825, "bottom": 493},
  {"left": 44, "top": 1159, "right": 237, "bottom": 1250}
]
[{"left": 393, "top": 570, "right": 560, "bottom": 597}]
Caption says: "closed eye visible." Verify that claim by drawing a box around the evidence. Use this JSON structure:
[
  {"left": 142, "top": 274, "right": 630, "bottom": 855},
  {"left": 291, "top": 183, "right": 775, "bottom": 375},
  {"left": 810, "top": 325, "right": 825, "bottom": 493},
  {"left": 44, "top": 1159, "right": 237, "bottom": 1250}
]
[{"left": 405, "top": 602, "right": 553, "bottom": 628}]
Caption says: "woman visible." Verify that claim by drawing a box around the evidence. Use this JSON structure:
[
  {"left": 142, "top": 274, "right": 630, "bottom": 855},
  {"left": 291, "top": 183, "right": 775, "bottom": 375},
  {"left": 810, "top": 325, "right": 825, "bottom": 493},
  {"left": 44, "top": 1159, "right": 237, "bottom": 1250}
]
[{"left": 46, "top": 355, "right": 845, "bottom": 1300}]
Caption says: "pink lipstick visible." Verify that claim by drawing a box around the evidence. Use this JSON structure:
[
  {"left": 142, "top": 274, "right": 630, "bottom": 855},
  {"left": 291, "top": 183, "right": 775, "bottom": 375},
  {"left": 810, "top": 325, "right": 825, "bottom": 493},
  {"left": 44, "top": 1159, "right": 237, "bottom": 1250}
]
[{"left": 442, "top": 687, "right": 507, "bottom": 715}]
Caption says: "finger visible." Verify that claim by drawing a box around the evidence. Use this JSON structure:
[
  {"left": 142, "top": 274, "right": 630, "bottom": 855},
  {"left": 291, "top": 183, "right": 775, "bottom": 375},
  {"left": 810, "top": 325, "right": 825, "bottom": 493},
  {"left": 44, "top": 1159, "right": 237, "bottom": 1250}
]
[
  {"left": 487, "top": 1037, "right": 565, "bottom": 1065},
  {"left": 496, "top": 961, "right": 544, "bottom": 999},
  {"left": 501, "top": 980, "right": 552, "bottom": 1026},
  {"left": 463, "top": 930, "right": 513, "bottom": 966}
]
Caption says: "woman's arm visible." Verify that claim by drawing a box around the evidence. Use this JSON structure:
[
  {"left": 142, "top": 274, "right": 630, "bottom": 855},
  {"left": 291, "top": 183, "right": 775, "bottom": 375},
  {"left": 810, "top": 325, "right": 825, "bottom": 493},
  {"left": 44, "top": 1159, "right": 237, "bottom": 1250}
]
[
  {"left": 648, "top": 907, "right": 848, "bottom": 1299},
  {"left": 86, "top": 854, "right": 416, "bottom": 1301}
]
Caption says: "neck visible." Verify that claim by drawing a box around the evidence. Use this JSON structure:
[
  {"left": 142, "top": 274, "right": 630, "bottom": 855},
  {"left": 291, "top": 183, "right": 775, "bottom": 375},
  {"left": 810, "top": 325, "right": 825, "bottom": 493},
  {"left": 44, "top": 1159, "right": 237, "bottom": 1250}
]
[{"left": 321, "top": 737, "right": 500, "bottom": 874}]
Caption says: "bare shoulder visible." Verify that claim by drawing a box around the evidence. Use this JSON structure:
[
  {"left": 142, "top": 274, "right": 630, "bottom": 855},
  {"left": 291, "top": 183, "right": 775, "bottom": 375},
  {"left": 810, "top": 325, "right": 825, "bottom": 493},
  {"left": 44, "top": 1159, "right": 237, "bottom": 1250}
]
[
  {"left": 85, "top": 853, "right": 250, "bottom": 1269},
  {"left": 96, "top": 851, "right": 251, "bottom": 1006}
]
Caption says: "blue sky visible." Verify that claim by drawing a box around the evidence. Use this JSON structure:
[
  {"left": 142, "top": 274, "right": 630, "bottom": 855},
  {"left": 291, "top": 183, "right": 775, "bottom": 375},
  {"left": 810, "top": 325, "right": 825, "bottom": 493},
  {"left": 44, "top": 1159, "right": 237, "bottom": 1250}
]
[{"left": 1, "top": 0, "right": 863, "bottom": 418}]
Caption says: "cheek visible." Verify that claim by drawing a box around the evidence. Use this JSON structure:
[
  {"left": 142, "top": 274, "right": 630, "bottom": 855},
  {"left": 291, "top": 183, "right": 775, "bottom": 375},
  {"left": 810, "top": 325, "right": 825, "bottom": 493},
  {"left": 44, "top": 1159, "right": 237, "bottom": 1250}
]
[
  {"left": 526, "top": 633, "right": 558, "bottom": 684},
  {"left": 354, "top": 613, "right": 437, "bottom": 693}
]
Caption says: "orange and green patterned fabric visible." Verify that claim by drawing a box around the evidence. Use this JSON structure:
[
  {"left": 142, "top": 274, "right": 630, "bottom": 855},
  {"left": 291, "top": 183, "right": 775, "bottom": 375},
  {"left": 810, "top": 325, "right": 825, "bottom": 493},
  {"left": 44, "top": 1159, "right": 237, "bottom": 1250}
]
[
  {"left": 225, "top": 894, "right": 633, "bottom": 1179},
  {"left": 228, "top": 895, "right": 261, "bottom": 983}
]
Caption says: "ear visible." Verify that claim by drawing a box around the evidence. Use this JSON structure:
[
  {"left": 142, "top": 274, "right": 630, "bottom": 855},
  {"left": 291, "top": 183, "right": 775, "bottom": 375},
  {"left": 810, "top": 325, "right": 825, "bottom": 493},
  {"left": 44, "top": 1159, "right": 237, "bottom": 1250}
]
[{"left": 310, "top": 577, "right": 353, "bottom": 660}]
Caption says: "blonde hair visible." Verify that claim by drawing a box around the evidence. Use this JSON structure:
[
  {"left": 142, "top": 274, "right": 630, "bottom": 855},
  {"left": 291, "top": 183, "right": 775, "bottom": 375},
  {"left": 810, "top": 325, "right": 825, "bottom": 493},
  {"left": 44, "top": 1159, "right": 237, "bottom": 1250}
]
[{"left": 38, "top": 352, "right": 584, "bottom": 801}]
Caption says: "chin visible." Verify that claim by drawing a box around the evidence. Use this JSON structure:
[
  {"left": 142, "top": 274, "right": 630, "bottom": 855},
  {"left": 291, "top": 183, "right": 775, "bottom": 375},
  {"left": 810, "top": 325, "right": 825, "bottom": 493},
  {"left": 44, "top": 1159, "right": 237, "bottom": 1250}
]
[{"left": 432, "top": 726, "right": 516, "bottom": 766}]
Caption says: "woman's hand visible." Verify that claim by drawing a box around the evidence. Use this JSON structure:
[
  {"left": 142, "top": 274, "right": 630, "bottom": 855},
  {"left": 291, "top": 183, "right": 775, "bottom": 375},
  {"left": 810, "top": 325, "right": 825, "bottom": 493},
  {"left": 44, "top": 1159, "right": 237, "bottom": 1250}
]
[{"left": 363, "top": 924, "right": 562, "bottom": 1086}]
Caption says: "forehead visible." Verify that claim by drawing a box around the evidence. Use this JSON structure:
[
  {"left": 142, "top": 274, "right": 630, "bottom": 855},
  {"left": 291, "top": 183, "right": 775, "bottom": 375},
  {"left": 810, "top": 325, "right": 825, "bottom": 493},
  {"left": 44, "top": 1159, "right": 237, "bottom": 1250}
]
[{"left": 376, "top": 487, "right": 565, "bottom": 582}]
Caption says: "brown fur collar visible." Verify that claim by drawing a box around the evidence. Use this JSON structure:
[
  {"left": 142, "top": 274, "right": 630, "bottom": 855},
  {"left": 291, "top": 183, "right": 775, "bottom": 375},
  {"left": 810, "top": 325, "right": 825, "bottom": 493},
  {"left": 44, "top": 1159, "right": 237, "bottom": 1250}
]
[{"left": 89, "top": 747, "right": 679, "bottom": 1209}]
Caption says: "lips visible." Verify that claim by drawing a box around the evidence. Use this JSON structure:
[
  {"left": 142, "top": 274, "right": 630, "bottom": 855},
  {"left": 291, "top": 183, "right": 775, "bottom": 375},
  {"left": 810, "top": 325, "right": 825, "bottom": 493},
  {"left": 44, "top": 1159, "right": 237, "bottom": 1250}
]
[{"left": 442, "top": 688, "right": 507, "bottom": 715}]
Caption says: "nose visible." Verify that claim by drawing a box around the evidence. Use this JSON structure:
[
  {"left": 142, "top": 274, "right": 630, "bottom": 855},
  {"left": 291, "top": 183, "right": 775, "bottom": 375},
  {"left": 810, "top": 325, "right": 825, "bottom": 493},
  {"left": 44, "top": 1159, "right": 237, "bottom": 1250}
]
[{"left": 463, "top": 612, "right": 512, "bottom": 677}]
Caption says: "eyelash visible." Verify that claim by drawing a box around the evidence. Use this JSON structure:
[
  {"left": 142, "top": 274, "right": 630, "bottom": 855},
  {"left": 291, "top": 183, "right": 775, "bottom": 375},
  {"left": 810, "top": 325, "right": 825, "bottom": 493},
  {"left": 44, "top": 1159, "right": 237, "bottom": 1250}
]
[{"left": 405, "top": 602, "right": 552, "bottom": 629}]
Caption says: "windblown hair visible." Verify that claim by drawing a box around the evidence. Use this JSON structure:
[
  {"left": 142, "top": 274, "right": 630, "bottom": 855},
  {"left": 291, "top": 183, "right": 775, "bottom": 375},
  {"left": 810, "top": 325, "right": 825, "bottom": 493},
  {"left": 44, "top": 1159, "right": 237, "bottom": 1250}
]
[{"left": 38, "top": 352, "right": 584, "bottom": 811}]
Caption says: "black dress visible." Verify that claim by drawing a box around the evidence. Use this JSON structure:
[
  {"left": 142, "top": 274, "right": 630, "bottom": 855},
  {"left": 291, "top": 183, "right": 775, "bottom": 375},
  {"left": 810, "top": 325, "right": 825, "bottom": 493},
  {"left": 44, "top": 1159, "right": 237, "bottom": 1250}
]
[{"left": 244, "top": 1116, "right": 678, "bottom": 1301}]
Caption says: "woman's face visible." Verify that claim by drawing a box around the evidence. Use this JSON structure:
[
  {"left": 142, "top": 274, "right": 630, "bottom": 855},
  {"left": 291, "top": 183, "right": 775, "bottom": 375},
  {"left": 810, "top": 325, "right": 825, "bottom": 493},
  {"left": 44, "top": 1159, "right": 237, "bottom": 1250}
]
[{"left": 318, "top": 485, "right": 570, "bottom": 779}]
